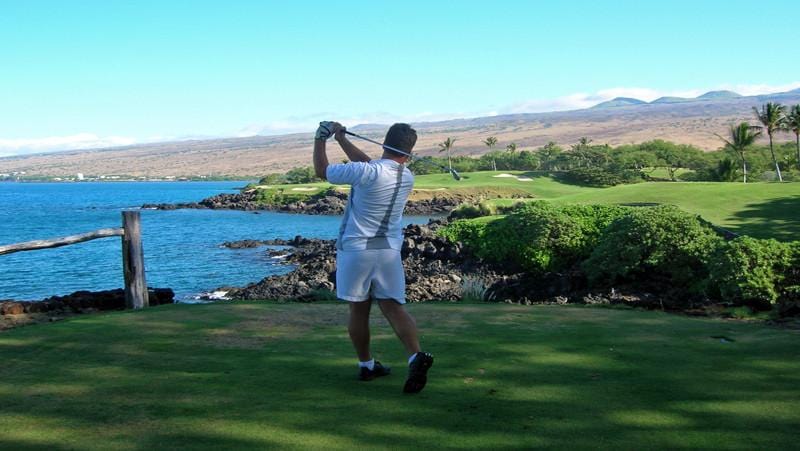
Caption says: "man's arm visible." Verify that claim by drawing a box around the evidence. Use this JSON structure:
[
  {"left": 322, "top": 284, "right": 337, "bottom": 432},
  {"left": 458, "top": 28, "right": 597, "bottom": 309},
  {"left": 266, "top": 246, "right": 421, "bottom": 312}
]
[
  {"left": 313, "top": 121, "right": 340, "bottom": 180},
  {"left": 313, "top": 138, "right": 329, "bottom": 180},
  {"left": 335, "top": 130, "right": 371, "bottom": 162}
]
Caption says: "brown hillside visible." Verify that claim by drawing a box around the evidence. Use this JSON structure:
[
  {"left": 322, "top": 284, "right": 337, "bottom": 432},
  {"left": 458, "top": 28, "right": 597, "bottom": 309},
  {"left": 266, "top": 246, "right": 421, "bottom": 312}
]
[{"left": 2, "top": 92, "right": 799, "bottom": 177}]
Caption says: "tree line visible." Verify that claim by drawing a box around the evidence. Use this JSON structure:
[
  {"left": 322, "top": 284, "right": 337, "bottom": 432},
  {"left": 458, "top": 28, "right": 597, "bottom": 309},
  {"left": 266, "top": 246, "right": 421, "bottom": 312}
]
[{"left": 416, "top": 101, "right": 800, "bottom": 185}]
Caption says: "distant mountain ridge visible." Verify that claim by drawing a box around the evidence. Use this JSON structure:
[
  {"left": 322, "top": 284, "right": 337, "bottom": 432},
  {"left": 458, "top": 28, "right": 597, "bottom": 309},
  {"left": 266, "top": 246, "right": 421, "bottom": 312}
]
[
  {"left": 593, "top": 89, "right": 746, "bottom": 109},
  {"left": 2, "top": 86, "right": 800, "bottom": 177},
  {"left": 592, "top": 97, "right": 648, "bottom": 108}
]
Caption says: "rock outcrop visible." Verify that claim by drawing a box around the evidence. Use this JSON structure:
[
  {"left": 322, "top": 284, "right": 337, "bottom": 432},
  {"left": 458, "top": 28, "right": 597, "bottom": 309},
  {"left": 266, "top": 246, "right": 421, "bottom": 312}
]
[
  {"left": 144, "top": 190, "right": 465, "bottom": 216},
  {"left": 0, "top": 288, "right": 175, "bottom": 317}
]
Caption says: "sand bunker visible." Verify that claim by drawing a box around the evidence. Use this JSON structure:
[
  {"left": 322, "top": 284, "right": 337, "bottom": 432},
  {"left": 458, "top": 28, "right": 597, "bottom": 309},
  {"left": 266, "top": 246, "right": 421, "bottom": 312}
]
[
  {"left": 492, "top": 173, "right": 516, "bottom": 178},
  {"left": 291, "top": 187, "right": 318, "bottom": 191},
  {"left": 516, "top": 177, "right": 533, "bottom": 181}
]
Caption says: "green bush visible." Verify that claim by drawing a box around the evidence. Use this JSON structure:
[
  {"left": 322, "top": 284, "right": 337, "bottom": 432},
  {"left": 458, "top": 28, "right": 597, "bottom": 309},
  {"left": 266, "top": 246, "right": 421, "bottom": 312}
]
[
  {"left": 258, "top": 166, "right": 320, "bottom": 185},
  {"left": 448, "top": 201, "right": 498, "bottom": 219},
  {"left": 557, "top": 167, "right": 643, "bottom": 187},
  {"left": 583, "top": 206, "right": 723, "bottom": 293},
  {"left": 440, "top": 202, "right": 629, "bottom": 273},
  {"left": 708, "top": 237, "right": 800, "bottom": 306},
  {"left": 437, "top": 218, "right": 487, "bottom": 244},
  {"left": 254, "top": 188, "right": 314, "bottom": 205}
]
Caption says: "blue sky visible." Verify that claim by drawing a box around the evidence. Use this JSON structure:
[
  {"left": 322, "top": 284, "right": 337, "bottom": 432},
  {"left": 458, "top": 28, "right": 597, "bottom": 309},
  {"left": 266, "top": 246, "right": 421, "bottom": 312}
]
[{"left": 1, "top": 0, "right": 798, "bottom": 155}]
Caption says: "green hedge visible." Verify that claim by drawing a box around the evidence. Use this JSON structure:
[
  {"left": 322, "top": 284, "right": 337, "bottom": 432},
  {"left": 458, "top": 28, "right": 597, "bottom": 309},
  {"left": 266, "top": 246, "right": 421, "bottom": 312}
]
[
  {"left": 708, "top": 237, "right": 800, "bottom": 306},
  {"left": 439, "top": 202, "right": 629, "bottom": 273},
  {"left": 556, "top": 167, "right": 644, "bottom": 187},
  {"left": 582, "top": 206, "right": 723, "bottom": 293},
  {"left": 440, "top": 202, "right": 799, "bottom": 313}
]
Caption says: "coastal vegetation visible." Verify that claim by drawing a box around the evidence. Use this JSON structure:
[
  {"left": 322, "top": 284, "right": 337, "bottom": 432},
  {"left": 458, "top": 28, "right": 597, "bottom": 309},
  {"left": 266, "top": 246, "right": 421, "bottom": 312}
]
[
  {"left": 1, "top": 302, "right": 798, "bottom": 450},
  {"left": 440, "top": 201, "right": 800, "bottom": 315}
]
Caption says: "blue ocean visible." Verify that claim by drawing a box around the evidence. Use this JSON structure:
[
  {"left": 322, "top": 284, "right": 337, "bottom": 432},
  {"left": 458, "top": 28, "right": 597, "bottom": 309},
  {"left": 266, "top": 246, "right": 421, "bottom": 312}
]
[{"left": 0, "top": 182, "right": 429, "bottom": 301}]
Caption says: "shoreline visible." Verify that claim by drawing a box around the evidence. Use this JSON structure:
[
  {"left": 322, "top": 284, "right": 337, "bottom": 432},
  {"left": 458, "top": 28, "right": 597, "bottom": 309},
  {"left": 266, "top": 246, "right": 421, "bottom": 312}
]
[
  {"left": 141, "top": 188, "right": 520, "bottom": 216},
  {"left": 1, "top": 288, "right": 175, "bottom": 331}
]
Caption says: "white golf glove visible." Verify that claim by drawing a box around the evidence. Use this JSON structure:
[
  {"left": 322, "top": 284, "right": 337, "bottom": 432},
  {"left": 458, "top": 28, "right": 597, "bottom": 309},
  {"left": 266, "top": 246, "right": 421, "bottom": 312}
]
[{"left": 315, "top": 121, "right": 337, "bottom": 141}]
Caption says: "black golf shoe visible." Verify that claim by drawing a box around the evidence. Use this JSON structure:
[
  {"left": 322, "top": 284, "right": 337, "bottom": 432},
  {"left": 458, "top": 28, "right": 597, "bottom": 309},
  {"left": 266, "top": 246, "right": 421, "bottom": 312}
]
[
  {"left": 358, "top": 361, "right": 391, "bottom": 381},
  {"left": 403, "top": 352, "right": 434, "bottom": 394}
]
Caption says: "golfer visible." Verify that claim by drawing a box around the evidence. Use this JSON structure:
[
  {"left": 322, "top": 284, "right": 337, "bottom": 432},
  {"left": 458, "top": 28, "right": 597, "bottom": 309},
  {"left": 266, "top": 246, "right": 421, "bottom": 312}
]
[{"left": 313, "top": 121, "right": 433, "bottom": 393}]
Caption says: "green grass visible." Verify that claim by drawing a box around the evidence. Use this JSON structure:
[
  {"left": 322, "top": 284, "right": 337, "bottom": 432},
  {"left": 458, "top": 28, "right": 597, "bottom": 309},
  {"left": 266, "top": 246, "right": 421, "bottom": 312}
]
[
  {"left": 1, "top": 303, "right": 798, "bottom": 450},
  {"left": 552, "top": 182, "right": 800, "bottom": 240},
  {"left": 259, "top": 171, "right": 597, "bottom": 199},
  {"left": 256, "top": 170, "right": 800, "bottom": 240},
  {"left": 413, "top": 171, "right": 597, "bottom": 198},
  {"left": 643, "top": 167, "right": 695, "bottom": 180}
]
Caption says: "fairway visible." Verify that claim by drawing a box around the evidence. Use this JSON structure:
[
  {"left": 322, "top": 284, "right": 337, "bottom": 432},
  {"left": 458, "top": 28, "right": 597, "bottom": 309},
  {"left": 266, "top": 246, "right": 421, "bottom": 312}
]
[
  {"left": 552, "top": 182, "right": 800, "bottom": 240},
  {"left": 259, "top": 171, "right": 800, "bottom": 240},
  {"left": 1, "top": 303, "right": 798, "bottom": 450}
]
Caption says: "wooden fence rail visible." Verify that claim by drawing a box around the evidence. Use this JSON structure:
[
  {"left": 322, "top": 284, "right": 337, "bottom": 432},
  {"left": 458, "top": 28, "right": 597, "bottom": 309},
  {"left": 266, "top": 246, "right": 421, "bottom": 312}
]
[{"left": 0, "top": 211, "right": 149, "bottom": 309}]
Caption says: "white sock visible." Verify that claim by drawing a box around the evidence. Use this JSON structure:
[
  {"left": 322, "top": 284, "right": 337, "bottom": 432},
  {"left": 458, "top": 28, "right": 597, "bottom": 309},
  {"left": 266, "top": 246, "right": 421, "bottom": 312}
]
[
  {"left": 359, "top": 359, "right": 375, "bottom": 371},
  {"left": 408, "top": 353, "right": 418, "bottom": 365}
]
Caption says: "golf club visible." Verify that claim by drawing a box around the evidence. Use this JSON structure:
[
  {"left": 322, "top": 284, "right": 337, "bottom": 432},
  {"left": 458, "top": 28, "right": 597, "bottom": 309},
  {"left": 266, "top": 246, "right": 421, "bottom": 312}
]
[{"left": 344, "top": 130, "right": 462, "bottom": 181}]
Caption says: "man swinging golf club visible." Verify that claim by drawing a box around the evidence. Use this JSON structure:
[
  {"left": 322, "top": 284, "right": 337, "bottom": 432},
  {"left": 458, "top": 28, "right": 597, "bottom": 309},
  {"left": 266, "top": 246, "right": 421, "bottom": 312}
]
[{"left": 313, "top": 120, "right": 433, "bottom": 394}]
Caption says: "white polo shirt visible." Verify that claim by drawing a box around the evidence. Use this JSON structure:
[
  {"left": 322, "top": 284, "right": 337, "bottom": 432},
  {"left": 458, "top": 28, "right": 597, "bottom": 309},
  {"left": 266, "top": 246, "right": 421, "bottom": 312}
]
[{"left": 326, "top": 159, "right": 414, "bottom": 251}]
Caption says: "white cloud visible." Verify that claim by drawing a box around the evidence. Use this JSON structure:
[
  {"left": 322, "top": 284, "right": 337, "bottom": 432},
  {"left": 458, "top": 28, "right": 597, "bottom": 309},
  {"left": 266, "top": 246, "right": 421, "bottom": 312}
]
[
  {"left": 237, "top": 110, "right": 471, "bottom": 138},
  {"left": 0, "top": 133, "right": 136, "bottom": 157},
  {"left": 717, "top": 81, "right": 800, "bottom": 96},
  {"left": 501, "top": 87, "right": 705, "bottom": 114}
]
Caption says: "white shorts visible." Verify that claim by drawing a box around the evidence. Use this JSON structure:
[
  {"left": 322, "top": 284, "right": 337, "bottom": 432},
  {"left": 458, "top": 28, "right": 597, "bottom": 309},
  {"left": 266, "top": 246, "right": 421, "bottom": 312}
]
[{"left": 336, "top": 249, "right": 406, "bottom": 304}]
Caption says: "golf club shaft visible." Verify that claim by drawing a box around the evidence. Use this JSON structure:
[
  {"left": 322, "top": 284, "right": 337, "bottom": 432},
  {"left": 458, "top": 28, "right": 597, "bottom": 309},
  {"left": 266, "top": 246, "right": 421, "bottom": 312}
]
[
  {"left": 343, "top": 130, "right": 412, "bottom": 159},
  {"left": 343, "top": 130, "right": 460, "bottom": 179}
]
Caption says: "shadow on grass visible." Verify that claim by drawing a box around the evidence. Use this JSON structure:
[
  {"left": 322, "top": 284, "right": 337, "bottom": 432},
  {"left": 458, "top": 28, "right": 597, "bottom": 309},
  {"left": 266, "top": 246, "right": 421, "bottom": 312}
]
[
  {"left": 0, "top": 303, "right": 798, "bottom": 450},
  {"left": 728, "top": 195, "right": 800, "bottom": 241}
]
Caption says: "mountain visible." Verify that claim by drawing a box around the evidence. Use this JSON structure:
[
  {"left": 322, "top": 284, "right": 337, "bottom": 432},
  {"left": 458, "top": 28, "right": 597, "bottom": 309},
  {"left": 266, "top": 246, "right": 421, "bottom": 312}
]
[
  {"left": 651, "top": 96, "right": 692, "bottom": 104},
  {"left": 592, "top": 97, "right": 648, "bottom": 108},
  {"left": 696, "top": 90, "right": 742, "bottom": 100},
  {"left": 3, "top": 89, "right": 800, "bottom": 177}
]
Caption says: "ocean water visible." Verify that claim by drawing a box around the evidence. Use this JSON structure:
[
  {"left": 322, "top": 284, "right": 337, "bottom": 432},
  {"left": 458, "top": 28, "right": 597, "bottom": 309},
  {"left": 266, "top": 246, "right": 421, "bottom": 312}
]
[{"left": 0, "top": 182, "right": 430, "bottom": 301}]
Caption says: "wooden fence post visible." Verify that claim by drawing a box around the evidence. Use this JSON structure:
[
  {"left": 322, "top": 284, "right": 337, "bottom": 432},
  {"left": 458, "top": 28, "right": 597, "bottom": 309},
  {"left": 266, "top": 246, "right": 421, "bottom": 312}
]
[{"left": 122, "top": 211, "right": 149, "bottom": 309}]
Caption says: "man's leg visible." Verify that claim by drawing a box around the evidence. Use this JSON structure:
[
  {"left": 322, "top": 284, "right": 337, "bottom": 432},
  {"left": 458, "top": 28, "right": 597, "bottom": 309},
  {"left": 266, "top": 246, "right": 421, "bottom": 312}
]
[
  {"left": 348, "top": 300, "right": 373, "bottom": 362},
  {"left": 378, "top": 300, "right": 433, "bottom": 393},
  {"left": 377, "top": 300, "right": 421, "bottom": 356}
]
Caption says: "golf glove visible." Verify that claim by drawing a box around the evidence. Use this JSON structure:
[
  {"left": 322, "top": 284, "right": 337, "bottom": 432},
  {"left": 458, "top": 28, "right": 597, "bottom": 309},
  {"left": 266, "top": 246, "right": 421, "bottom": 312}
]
[{"left": 315, "top": 121, "right": 337, "bottom": 141}]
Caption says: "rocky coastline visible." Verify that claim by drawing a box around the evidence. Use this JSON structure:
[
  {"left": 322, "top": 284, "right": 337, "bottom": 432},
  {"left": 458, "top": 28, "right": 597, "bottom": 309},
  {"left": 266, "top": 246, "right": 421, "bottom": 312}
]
[
  {"left": 221, "top": 221, "right": 682, "bottom": 311},
  {"left": 1, "top": 288, "right": 175, "bottom": 330},
  {"left": 142, "top": 190, "right": 462, "bottom": 216}
]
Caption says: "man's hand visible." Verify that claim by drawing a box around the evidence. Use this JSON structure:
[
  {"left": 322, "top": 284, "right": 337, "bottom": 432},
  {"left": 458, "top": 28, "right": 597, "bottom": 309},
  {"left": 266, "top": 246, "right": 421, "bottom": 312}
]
[
  {"left": 315, "top": 121, "right": 343, "bottom": 141},
  {"left": 334, "top": 124, "right": 348, "bottom": 142}
]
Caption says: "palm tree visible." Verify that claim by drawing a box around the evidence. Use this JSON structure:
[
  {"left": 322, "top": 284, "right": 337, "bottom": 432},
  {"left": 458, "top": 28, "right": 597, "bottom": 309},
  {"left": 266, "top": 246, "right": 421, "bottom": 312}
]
[
  {"left": 786, "top": 104, "right": 800, "bottom": 170},
  {"left": 753, "top": 102, "right": 788, "bottom": 181},
  {"left": 483, "top": 136, "right": 498, "bottom": 170},
  {"left": 438, "top": 137, "right": 456, "bottom": 171},
  {"left": 576, "top": 137, "right": 593, "bottom": 150},
  {"left": 716, "top": 122, "right": 762, "bottom": 183},
  {"left": 506, "top": 142, "right": 517, "bottom": 153}
]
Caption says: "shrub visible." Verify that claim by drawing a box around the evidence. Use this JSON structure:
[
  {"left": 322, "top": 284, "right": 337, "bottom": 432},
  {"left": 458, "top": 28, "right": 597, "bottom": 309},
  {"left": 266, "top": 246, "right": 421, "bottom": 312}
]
[
  {"left": 448, "top": 201, "right": 498, "bottom": 220},
  {"left": 583, "top": 206, "right": 723, "bottom": 293},
  {"left": 440, "top": 202, "right": 629, "bottom": 273},
  {"left": 254, "top": 188, "right": 314, "bottom": 205},
  {"left": 437, "top": 218, "right": 488, "bottom": 249},
  {"left": 258, "top": 166, "right": 320, "bottom": 185},
  {"left": 557, "top": 167, "right": 643, "bottom": 187},
  {"left": 708, "top": 237, "right": 800, "bottom": 307}
]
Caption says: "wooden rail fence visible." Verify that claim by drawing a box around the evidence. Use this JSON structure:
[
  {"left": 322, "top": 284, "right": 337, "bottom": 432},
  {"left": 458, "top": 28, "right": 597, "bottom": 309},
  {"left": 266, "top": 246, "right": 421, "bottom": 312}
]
[{"left": 0, "top": 210, "right": 149, "bottom": 309}]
